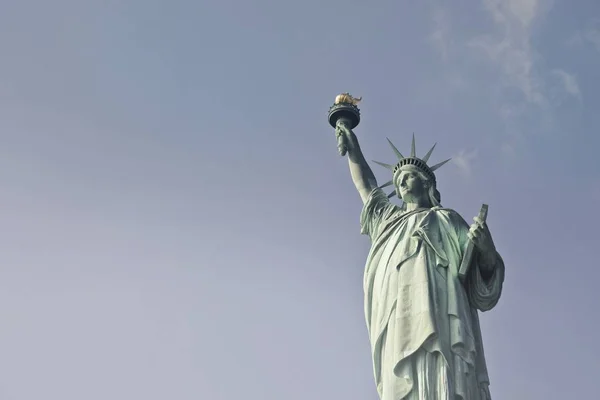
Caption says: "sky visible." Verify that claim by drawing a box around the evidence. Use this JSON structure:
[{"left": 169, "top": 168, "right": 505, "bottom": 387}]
[{"left": 0, "top": 0, "right": 599, "bottom": 399}]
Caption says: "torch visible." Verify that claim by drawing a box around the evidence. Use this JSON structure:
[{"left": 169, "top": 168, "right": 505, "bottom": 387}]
[{"left": 328, "top": 93, "right": 362, "bottom": 156}]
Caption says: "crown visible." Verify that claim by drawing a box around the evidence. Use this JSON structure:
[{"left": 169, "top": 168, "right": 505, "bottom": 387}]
[{"left": 373, "top": 134, "right": 451, "bottom": 198}]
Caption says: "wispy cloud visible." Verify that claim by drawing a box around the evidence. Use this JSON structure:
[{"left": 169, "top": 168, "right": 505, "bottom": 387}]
[
  {"left": 452, "top": 149, "right": 479, "bottom": 177},
  {"left": 425, "top": 0, "right": 581, "bottom": 164},
  {"left": 551, "top": 69, "right": 581, "bottom": 100},
  {"left": 591, "top": 183, "right": 600, "bottom": 204},
  {"left": 429, "top": 7, "right": 451, "bottom": 62},
  {"left": 468, "top": 0, "right": 583, "bottom": 109},
  {"left": 468, "top": 0, "right": 546, "bottom": 105},
  {"left": 567, "top": 18, "right": 600, "bottom": 52}
]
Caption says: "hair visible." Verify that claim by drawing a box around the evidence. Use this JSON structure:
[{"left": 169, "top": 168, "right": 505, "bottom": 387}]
[{"left": 395, "top": 167, "right": 442, "bottom": 211}]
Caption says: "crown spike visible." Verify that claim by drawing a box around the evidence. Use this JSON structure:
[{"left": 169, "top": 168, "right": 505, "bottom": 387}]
[
  {"left": 422, "top": 143, "right": 437, "bottom": 163},
  {"left": 378, "top": 180, "right": 394, "bottom": 189},
  {"left": 387, "top": 190, "right": 397, "bottom": 199},
  {"left": 410, "top": 133, "right": 416, "bottom": 157},
  {"left": 372, "top": 160, "right": 395, "bottom": 170},
  {"left": 386, "top": 138, "right": 404, "bottom": 160},
  {"left": 430, "top": 158, "right": 452, "bottom": 171}
]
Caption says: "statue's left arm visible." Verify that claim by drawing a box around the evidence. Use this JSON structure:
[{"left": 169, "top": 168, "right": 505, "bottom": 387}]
[
  {"left": 469, "top": 221, "right": 505, "bottom": 311},
  {"left": 468, "top": 249, "right": 505, "bottom": 311},
  {"left": 468, "top": 215, "right": 500, "bottom": 281},
  {"left": 454, "top": 212, "right": 505, "bottom": 311}
]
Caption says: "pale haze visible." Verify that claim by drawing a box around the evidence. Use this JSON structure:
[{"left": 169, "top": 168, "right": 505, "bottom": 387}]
[{"left": 0, "top": 1, "right": 599, "bottom": 399}]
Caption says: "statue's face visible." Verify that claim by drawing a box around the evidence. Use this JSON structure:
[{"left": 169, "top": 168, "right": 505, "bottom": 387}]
[{"left": 396, "top": 169, "right": 428, "bottom": 203}]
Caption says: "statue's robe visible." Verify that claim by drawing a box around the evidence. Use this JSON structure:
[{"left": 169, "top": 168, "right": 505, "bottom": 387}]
[{"left": 360, "top": 188, "right": 505, "bottom": 400}]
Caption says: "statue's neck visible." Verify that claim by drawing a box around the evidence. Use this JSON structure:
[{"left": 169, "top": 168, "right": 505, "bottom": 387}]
[{"left": 404, "top": 200, "right": 431, "bottom": 212}]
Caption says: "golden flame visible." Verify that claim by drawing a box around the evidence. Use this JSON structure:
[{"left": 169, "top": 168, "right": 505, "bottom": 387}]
[{"left": 334, "top": 93, "right": 362, "bottom": 105}]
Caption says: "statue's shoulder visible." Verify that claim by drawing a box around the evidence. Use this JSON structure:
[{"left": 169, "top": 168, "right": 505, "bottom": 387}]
[
  {"left": 430, "top": 206, "right": 459, "bottom": 215},
  {"left": 430, "top": 207, "right": 468, "bottom": 226}
]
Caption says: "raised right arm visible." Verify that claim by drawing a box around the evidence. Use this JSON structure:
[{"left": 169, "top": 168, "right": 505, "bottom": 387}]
[{"left": 336, "top": 121, "right": 378, "bottom": 204}]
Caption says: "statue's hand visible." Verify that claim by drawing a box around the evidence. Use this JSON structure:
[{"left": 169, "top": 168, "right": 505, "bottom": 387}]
[
  {"left": 468, "top": 216, "right": 496, "bottom": 256},
  {"left": 335, "top": 120, "right": 355, "bottom": 156}
]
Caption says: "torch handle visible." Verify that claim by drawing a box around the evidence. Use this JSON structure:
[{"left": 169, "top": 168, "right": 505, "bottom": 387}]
[
  {"left": 335, "top": 117, "right": 352, "bottom": 156},
  {"left": 337, "top": 134, "right": 347, "bottom": 156}
]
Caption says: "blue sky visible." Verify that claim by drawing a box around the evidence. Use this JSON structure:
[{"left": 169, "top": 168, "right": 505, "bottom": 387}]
[{"left": 0, "top": 1, "right": 598, "bottom": 399}]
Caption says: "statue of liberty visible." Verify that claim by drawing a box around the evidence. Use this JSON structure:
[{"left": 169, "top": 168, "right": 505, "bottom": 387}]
[{"left": 328, "top": 95, "right": 505, "bottom": 400}]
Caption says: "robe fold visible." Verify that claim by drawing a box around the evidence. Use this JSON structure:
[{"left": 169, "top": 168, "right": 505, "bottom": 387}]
[{"left": 360, "top": 188, "right": 504, "bottom": 400}]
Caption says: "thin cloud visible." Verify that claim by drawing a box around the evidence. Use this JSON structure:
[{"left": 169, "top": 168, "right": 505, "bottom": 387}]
[
  {"left": 551, "top": 69, "right": 581, "bottom": 100},
  {"left": 426, "top": 0, "right": 581, "bottom": 164},
  {"left": 469, "top": 0, "right": 545, "bottom": 105},
  {"left": 592, "top": 184, "right": 600, "bottom": 202},
  {"left": 501, "top": 142, "right": 516, "bottom": 159},
  {"left": 469, "top": 0, "right": 581, "bottom": 107},
  {"left": 429, "top": 7, "right": 451, "bottom": 62},
  {"left": 567, "top": 18, "right": 600, "bottom": 52},
  {"left": 452, "top": 149, "right": 479, "bottom": 177},
  {"left": 585, "top": 27, "right": 600, "bottom": 52}
]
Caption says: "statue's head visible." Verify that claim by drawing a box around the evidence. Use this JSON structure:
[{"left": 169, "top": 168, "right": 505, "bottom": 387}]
[
  {"left": 373, "top": 134, "right": 448, "bottom": 209},
  {"left": 394, "top": 166, "right": 442, "bottom": 209}
]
